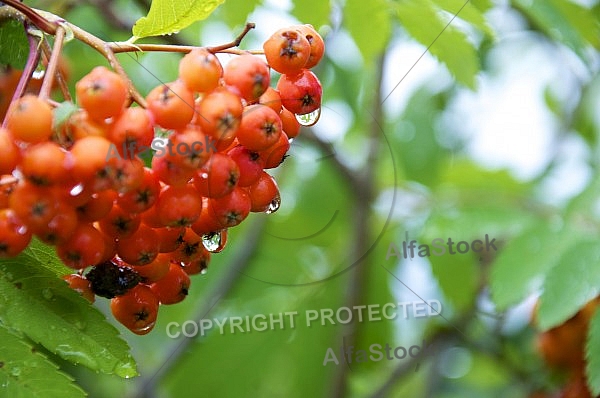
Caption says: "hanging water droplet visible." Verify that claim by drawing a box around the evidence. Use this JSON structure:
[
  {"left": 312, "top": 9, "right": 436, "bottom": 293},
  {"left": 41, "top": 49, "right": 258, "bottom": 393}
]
[
  {"left": 202, "top": 230, "right": 227, "bottom": 253},
  {"left": 295, "top": 108, "right": 321, "bottom": 126},
  {"left": 114, "top": 359, "right": 138, "bottom": 379},
  {"left": 41, "top": 288, "right": 53, "bottom": 300},
  {"left": 200, "top": 267, "right": 208, "bottom": 275},
  {"left": 32, "top": 69, "right": 45, "bottom": 79},
  {"left": 265, "top": 193, "right": 281, "bottom": 215}
]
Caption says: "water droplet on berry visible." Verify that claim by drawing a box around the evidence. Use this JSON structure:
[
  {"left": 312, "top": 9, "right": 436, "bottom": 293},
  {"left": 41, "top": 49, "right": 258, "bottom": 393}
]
[
  {"left": 295, "top": 108, "right": 321, "bottom": 126},
  {"left": 70, "top": 183, "right": 84, "bottom": 196},
  {"left": 202, "top": 230, "right": 227, "bottom": 253},
  {"left": 265, "top": 193, "right": 281, "bottom": 215},
  {"left": 41, "top": 288, "right": 53, "bottom": 300}
]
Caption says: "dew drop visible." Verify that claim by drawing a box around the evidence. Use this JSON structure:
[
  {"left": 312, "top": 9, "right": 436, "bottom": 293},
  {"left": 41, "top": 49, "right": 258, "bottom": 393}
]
[
  {"left": 114, "top": 359, "right": 138, "bottom": 379},
  {"left": 32, "top": 69, "right": 45, "bottom": 79},
  {"left": 202, "top": 230, "right": 227, "bottom": 253},
  {"left": 265, "top": 193, "right": 281, "bottom": 215},
  {"left": 75, "top": 320, "right": 86, "bottom": 330},
  {"left": 10, "top": 367, "right": 21, "bottom": 377},
  {"left": 41, "top": 288, "right": 53, "bottom": 300},
  {"left": 295, "top": 108, "right": 321, "bottom": 126},
  {"left": 200, "top": 268, "right": 208, "bottom": 275}
]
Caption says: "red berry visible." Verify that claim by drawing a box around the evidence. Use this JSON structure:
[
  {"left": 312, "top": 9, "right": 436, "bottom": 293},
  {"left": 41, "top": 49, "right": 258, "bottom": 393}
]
[
  {"left": 209, "top": 187, "right": 251, "bottom": 228},
  {"left": 179, "top": 49, "right": 223, "bottom": 93},
  {"left": 116, "top": 224, "right": 160, "bottom": 265},
  {"left": 249, "top": 171, "right": 280, "bottom": 212},
  {"left": 63, "top": 274, "right": 95, "bottom": 303},
  {"left": 111, "top": 284, "right": 159, "bottom": 335},
  {"left": 277, "top": 70, "right": 322, "bottom": 115},
  {"left": 223, "top": 54, "right": 270, "bottom": 102},
  {"left": 76, "top": 66, "right": 129, "bottom": 121},
  {"left": 150, "top": 263, "right": 191, "bottom": 305},
  {"left": 263, "top": 28, "right": 311, "bottom": 75}
]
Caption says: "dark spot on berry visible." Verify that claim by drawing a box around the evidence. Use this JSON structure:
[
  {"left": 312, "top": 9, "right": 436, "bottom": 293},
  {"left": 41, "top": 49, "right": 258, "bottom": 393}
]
[{"left": 86, "top": 261, "right": 141, "bottom": 298}]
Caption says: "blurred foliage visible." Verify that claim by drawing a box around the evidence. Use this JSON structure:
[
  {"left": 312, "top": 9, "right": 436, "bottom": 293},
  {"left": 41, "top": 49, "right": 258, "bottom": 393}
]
[{"left": 1, "top": 0, "right": 600, "bottom": 397}]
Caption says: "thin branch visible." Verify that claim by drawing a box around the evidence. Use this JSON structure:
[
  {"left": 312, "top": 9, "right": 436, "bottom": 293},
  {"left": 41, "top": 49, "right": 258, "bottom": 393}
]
[
  {"left": 39, "top": 25, "right": 65, "bottom": 100},
  {"left": 132, "top": 216, "right": 269, "bottom": 398},
  {"left": 329, "top": 49, "right": 388, "bottom": 398},
  {"left": 40, "top": 39, "right": 71, "bottom": 101},
  {"left": 206, "top": 22, "right": 255, "bottom": 53},
  {"left": 302, "top": 128, "right": 360, "bottom": 191},
  {"left": 1, "top": 0, "right": 57, "bottom": 35}
]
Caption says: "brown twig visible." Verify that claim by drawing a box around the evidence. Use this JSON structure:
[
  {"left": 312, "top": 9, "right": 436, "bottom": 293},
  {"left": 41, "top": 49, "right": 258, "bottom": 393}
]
[{"left": 206, "top": 22, "right": 256, "bottom": 53}]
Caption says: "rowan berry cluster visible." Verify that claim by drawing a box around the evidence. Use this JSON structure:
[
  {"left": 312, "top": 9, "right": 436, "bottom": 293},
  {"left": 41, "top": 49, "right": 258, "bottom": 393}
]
[
  {"left": 530, "top": 298, "right": 600, "bottom": 398},
  {"left": 0, "top": 24, "right": 324, "bottom": 334}
]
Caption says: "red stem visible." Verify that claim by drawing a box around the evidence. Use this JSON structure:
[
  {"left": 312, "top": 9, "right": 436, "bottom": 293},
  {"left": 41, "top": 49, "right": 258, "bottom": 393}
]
[{"left": 1, "top": 0, "right": 57, "bottom": 34}]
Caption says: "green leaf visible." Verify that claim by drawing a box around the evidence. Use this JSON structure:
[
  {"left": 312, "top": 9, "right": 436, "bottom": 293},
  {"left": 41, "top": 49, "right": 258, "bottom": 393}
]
[
  {"left": 396, "top": 0, "right": 479, "bottom": 88},
  {"left": 432, "top": 0, "right": 494, "bottom": 36},
  {"left": 292, "top": 0, "right": 331, "bottom": 29},
  {"left": 132, "top": 0, "right": 225, "bottom": 39},
  {"left": 0, "top": 242, "right": 137, "bottom": 378},
  {"left": 345, "top": 0, "right": 392, "bottom": 64},
  {"left": 537, "top": 241, "right": 600, "bottom": 330},
  {"left": 470, "top": 0, "right": 493, "bottom": 12},
  {"left": 430, "top": 249, "right": 478, "bottom": 312},
  {"left": 0, "top": 19, "right": 28, "bottom": 69},
  {"left": 52, "top": 101, "right": 79, "bottom": 131},
  {"left": 0, "top": 324, "right": 86, "bottom": 398},
  {"left": 586, "top": 309, "right": 600, "bottom": 396},
  {"left": 513, "top": 0, "right": 600, "bottom": 60},
  {"left": 490, "top": 221, "right": 585, "bottom": 310}
]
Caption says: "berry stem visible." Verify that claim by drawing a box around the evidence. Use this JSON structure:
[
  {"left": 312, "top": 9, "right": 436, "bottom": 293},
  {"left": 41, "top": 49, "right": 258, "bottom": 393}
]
[
  {"left": 39, "top": 25, "right": 65, "bottom": 100},
  {"left": 0, "top": 3, "right": 261, "bottom": 112},
  {"left": 40, "top": 40, "right": 72, "bottom": 101}
]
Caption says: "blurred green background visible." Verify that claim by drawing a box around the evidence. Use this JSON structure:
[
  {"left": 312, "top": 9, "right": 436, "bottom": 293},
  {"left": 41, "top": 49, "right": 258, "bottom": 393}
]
[{"left": 5, "top": 0, "right": 600, "bottom": 397}]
